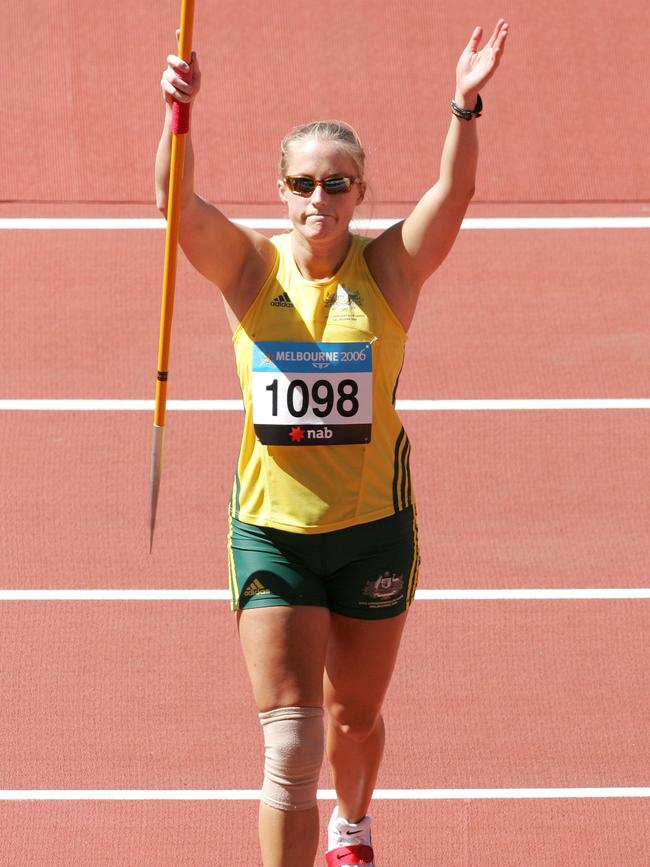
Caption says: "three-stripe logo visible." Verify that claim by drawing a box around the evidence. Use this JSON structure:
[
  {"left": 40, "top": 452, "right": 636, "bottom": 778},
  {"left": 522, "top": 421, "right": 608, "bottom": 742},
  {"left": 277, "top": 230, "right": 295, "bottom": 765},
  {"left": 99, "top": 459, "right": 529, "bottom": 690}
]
[{"left": 270, "top": 292, "right": 293, "bottom": 308}]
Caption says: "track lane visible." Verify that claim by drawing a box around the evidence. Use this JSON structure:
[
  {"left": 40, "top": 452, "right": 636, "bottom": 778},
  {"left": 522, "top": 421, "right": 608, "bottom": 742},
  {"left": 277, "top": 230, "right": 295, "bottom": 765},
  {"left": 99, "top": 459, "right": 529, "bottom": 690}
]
[
  {"left": 2, "top": 225, "right": 650, "bottom": 399},
  {"left": 1, "top": 411, "right": 648, "bottom": 588},
  {"left": 6, "top": 2, "right": 650, "bottom": 205},
  {"left": 2, "top": 799, "right": 649, "bottom": 866},
  {"left": 1, "top": 601, "right": 647, "bottom": 790}
]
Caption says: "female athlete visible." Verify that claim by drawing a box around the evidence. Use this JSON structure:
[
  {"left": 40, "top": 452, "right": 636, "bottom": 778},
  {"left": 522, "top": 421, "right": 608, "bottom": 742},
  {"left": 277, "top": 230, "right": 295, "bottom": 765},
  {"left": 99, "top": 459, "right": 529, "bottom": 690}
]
[{"left": 157, "top": 19, "right": 508, "bottom": 867}]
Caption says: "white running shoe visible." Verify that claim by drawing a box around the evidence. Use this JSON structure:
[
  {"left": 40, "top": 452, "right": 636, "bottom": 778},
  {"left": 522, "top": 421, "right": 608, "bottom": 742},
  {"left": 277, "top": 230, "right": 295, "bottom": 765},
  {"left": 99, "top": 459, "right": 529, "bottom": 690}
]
[{"left": 325, "top": 807, "right": 375, "bottom": 866}]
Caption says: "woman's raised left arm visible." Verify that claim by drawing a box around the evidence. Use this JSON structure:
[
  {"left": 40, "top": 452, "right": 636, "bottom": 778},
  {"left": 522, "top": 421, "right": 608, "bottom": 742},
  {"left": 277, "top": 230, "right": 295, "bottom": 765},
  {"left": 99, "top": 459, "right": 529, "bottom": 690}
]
[{"left": 367, "top": 20, "right": 509, "bottom": 317}]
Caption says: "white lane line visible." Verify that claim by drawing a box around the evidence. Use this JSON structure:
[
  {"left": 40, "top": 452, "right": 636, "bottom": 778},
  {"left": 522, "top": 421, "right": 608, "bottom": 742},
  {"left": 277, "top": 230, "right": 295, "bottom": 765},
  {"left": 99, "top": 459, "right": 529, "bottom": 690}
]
[
  {"left": 0, "top": 400, "right": 243, "bottom": 411},
  {"left": 0, "top": 218, "right": 170, "bottom": 230},
  {"left": 1, "top": 399, "right": 649, "bottom": 411},
  {"left": 1, "top": 589, "right": 648, "bottom": 601},
  {"left": 0, "top": 787, "right": 648, "bottom": 800},
  {"left": 397, "top": 399, "right": 650, "bottom": 411},
  {"left": 462, "top": 217, "right": 650, "bottom": 230},
  {"left": 416, "top": 589, "right": 650, "bottom": 599},
  {"left": 1, "top": 217, "right": 650, "bottom": 230}
]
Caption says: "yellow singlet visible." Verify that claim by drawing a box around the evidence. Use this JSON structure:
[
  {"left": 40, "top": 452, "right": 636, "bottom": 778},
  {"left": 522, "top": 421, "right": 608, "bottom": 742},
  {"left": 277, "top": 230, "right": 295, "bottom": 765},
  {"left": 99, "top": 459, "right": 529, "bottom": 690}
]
[{"left": 230, "top": 231, "right": 413, "bottom": 533}]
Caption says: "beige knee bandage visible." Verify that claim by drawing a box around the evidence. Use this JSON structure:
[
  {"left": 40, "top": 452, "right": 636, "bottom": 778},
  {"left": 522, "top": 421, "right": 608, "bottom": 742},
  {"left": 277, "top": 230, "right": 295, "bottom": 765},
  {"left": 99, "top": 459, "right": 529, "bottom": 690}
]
[{"left": 258, "top": 706, "right": 324, "bottom": 811}]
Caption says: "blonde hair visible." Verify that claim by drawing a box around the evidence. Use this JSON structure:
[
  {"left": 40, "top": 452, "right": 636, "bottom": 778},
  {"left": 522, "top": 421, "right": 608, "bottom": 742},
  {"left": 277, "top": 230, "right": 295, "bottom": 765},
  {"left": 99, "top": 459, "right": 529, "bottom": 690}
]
[{"left": 279, "top": 120, "right": 365, "bottom": 179}]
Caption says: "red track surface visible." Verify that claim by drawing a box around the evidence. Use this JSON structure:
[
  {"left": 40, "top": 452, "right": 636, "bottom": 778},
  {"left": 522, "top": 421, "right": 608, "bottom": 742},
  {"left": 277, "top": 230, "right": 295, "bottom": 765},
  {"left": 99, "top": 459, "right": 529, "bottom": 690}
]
[
  {"left": 2, "top": 224, "right": 649, "bottom": 400},
  {"left": 1, "top": 601, "right": 648, "bottom": 789},
  {"left": 1, "top": 412, "right": 649, "bottom": 587},
  {"left": 4, "top": 0, "right": 650, "bottom": 864},
  {"left": 2, "top": 799, "right": 648, "bottom": 867},
  {"left": 6, "top": 2, "right": 650, "bottom": 204}
]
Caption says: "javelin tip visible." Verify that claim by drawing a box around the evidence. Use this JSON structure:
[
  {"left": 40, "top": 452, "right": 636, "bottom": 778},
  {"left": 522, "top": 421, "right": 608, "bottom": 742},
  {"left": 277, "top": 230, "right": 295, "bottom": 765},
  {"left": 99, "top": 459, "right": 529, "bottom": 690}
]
[{"left": 149, "top": 424, "right": 166, "bottom": 553}]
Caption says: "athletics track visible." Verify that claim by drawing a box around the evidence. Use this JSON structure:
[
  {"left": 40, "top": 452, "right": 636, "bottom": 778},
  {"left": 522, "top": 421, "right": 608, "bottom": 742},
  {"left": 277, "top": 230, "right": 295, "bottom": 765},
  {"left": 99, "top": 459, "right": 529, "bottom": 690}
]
[{"left": 2, "top": 0, "right": 649, "bottom": 864}]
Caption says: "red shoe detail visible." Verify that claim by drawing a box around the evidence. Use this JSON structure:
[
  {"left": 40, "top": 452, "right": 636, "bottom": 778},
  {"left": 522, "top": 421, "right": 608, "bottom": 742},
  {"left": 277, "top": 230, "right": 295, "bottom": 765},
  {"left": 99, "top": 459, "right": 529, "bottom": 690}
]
[{"left": 325, "top": 844, "right": 374, "bottom": 866}]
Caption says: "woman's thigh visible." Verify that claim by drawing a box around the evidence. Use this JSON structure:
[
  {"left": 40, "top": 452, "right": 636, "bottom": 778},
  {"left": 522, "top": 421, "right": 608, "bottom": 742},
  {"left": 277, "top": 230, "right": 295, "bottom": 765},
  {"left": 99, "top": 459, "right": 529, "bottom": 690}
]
[
  {"left": 324, "top": 611, "right": 408, "bottom": 724},
  {"left": 237, "top": 605, "right": 331, "bottom": 712}
]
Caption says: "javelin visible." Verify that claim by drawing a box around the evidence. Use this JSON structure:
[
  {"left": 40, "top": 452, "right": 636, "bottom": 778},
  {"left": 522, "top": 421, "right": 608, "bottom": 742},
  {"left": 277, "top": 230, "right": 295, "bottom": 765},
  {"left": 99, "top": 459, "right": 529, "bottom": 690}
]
[{"left": 149, "top": 0, "right": 196, "bottom": 552}]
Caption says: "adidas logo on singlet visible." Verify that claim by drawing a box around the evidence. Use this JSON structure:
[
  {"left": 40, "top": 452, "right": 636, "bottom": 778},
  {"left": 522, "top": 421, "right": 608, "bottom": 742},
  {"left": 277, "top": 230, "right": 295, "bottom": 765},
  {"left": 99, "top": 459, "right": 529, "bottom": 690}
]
[{"left": 270, "top": 292, "right": 294, "bottom": 308}]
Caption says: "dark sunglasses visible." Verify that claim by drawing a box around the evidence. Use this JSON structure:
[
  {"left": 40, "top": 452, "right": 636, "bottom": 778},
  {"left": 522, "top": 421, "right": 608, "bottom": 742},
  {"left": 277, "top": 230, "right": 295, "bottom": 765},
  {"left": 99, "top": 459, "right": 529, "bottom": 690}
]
[{"left": 284, "top": 175, "right": 358, "bottom": 196}]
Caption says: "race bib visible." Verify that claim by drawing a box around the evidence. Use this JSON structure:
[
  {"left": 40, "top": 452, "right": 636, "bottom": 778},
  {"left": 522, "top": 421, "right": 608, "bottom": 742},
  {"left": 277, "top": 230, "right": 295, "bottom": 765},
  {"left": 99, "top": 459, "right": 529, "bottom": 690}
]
[{"left": 252, "top": 341, "right": 373, "bottom": 445}]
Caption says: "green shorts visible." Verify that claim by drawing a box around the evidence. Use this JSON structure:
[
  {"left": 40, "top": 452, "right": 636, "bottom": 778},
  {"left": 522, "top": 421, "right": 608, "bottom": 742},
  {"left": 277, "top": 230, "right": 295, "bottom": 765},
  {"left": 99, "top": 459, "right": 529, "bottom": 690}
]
[{"left": 228, "top": 506, "right": 419, "bottom": 620}]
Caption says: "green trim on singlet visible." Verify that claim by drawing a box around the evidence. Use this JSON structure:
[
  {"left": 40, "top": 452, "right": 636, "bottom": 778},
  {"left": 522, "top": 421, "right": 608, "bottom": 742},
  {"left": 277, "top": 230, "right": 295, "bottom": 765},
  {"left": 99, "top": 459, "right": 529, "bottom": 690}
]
[{"left": 392, "top": 427, "right": 412, "bottom": 513}]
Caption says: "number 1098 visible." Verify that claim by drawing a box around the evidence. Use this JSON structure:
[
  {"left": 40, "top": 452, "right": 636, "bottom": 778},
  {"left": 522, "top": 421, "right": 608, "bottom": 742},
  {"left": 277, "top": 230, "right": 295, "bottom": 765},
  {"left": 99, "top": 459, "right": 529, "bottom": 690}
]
[{"left": 265, "top": 378, "right": 360, "bottom": 419}]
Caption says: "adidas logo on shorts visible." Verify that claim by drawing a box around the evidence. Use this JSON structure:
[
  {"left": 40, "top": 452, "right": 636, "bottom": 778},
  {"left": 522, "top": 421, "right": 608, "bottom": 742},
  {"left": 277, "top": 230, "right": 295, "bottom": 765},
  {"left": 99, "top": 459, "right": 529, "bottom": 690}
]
[
  {"left": 270, "top": 292, "right": 293, "bottom": 308},
  {"left": 244, "top": 578, "right": 271, "bottom": 597}
]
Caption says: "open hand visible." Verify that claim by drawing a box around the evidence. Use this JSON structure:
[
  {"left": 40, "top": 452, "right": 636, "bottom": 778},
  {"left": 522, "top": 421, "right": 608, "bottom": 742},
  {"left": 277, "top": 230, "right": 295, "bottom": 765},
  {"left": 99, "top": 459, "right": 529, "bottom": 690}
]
[{"left": 455, "top": 19, "right": 508, "bottom": 103}]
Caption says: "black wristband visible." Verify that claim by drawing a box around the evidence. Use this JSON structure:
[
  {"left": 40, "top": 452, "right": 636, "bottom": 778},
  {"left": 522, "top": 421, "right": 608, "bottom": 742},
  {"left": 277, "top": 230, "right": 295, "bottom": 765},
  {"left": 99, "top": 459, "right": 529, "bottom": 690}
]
[{"left": 451, "top": 93, "right": 482, "bottom": 121}]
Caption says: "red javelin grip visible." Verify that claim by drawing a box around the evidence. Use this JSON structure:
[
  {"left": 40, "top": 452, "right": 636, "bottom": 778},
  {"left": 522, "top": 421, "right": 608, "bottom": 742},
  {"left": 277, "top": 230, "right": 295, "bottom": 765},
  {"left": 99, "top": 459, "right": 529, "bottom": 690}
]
[{"left": 171, "top": 63, "right": 193, "bottom": 134}]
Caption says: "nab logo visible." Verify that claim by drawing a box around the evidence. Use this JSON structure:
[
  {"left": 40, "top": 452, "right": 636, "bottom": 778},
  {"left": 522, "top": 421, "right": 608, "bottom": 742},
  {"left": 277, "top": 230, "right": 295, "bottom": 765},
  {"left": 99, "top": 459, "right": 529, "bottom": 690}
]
[
  {"left": 288, "top": 427, "right": 334, "bottom": 442},
  {"left": 271, "top": 292, "right": 293, "bottom": 308},
  {"left": 307, "top": 427, "right": 333, "bottom": 441}
]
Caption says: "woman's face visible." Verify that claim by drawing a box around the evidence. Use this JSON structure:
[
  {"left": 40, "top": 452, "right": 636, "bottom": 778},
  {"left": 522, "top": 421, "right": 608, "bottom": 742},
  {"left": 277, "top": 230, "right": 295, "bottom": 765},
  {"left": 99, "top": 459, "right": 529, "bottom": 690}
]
[{"left": 278, "top": 137, "right": 365, "bottom": 242}]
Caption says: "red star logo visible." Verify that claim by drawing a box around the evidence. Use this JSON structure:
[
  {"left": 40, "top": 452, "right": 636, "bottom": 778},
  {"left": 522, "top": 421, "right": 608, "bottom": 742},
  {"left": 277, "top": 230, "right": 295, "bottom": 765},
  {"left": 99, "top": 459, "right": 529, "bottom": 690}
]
[{"left": 289, "top": 426, "right": 304, "bottom": 442}]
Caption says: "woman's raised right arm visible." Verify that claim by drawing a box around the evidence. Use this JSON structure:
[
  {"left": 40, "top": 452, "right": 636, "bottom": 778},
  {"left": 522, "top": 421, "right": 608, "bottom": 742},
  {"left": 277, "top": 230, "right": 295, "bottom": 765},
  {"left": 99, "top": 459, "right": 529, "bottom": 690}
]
[{"left": 155, "top": 50, "right": 275, "bottom": 313}]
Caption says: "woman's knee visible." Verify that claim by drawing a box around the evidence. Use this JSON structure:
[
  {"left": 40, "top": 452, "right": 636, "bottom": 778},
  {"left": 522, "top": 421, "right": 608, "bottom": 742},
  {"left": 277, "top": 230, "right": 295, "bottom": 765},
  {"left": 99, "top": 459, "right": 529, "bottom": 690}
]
[
  {"left": 259, "top": 706, "right": 325, "bottom": 811},
  {"left": 327, "top": 702, "right": 383, "bottom": 743}
]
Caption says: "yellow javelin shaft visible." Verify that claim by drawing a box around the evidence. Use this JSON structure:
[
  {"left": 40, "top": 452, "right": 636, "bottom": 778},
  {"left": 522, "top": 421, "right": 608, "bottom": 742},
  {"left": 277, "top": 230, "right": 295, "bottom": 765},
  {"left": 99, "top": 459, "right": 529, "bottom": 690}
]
[{"left": 150, "top": 0, "right": 196, "bottom": 551}]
